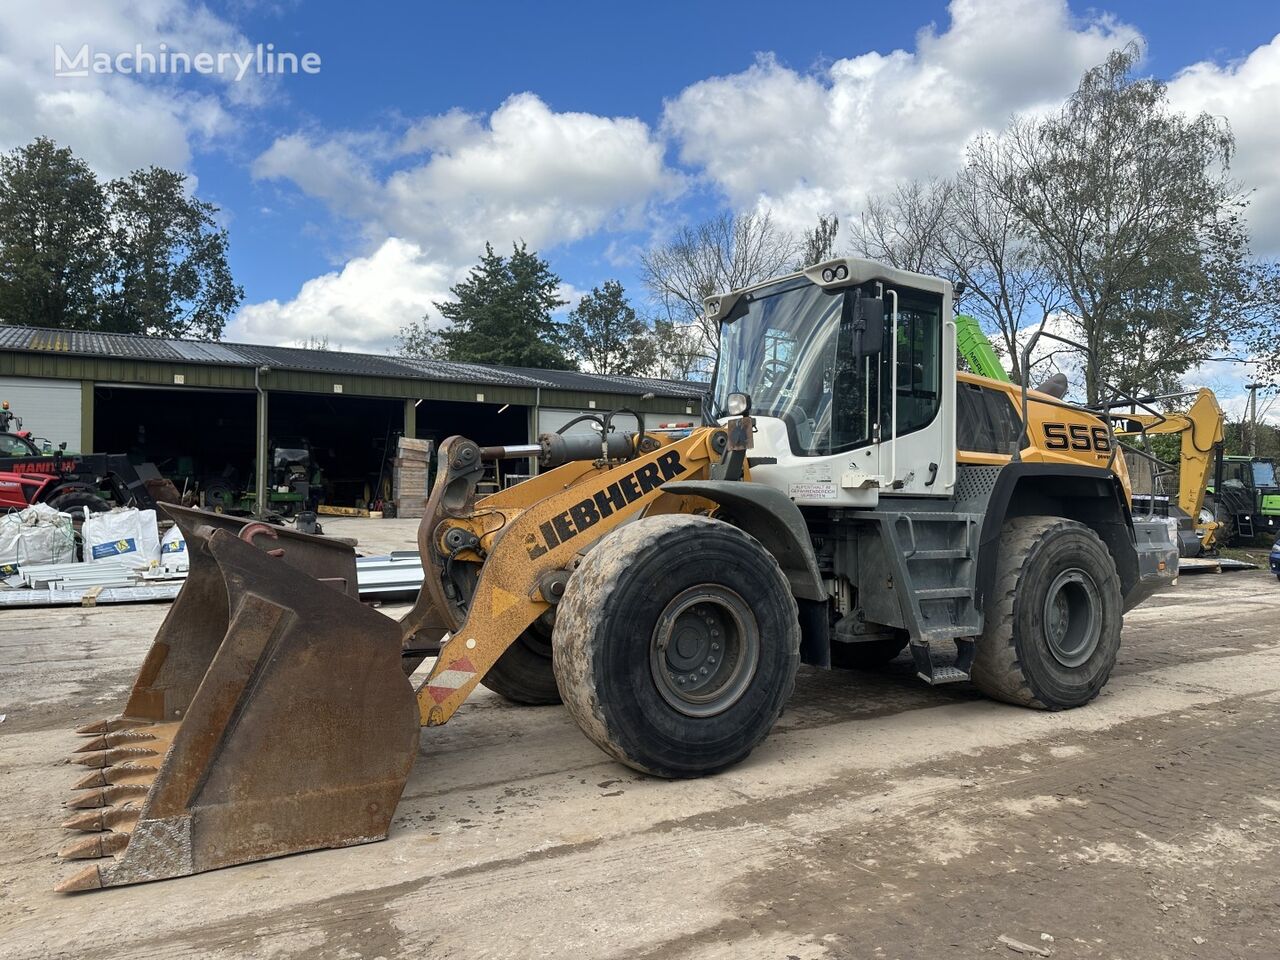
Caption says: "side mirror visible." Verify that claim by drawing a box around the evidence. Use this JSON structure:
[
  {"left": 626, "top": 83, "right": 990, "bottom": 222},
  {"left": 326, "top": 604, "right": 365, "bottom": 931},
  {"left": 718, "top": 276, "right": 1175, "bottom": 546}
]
[{"left": 853, "top": 296, "right": 886, "bottom": 357}]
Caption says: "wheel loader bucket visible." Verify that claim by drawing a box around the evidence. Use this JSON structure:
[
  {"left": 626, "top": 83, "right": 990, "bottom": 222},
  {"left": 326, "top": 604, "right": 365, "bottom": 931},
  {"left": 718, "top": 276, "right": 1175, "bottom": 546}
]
[{"left": 56, "top": 504, "right": 420, "bottom": 892}]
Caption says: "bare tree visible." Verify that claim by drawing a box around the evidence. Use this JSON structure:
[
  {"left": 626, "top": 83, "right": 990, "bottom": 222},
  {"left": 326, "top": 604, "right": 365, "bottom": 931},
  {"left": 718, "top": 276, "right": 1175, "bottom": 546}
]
[
  {"left": 647, "top": 318, "right": 706, "bottom": 381},
  {"left": 942, "top": 144, "right": 1065, "bottom": 383},
  {"left": 848, "top": 179, "right": 952, "bottom": 275},
  {"left": 640, "top": 211, "right": 797, "bottom": 374}
]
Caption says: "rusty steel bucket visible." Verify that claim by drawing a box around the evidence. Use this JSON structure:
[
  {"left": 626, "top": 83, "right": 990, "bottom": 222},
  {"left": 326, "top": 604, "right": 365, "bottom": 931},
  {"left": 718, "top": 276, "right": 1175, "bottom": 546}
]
[{"left": 56, "top": 504, "right": 420, "bottom": 892}]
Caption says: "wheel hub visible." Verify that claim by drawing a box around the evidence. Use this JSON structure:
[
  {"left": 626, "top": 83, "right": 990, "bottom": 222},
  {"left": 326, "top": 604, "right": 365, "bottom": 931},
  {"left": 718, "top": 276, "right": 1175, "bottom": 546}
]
[
  {"left": 650, "top": 585, "right": 760, "bottom": 718},
  {"left": 1042, "top": 568, "right": 1101, "bottom": 668}
]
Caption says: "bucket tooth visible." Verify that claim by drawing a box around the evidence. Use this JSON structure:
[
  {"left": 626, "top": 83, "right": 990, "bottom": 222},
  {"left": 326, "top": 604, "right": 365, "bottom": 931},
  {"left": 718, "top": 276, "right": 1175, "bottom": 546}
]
[
  {"left": 62, "top": 805, "right": 140, "bottom": 833},
  {"left": 58, "top": 833, "right": 129, "bottom": 860},
  {"left": 72, "top": 763, "right": 157, "bottom": 790},
  {"left": 67, "top": 784, "right": 151, "bottom": 809},
  {"left": 54, "top": 865, "right": 104, "bottom": 893},
  {"left": 69, "top": 747, "right": 158, "bottom": 768},
  {"left": 75, "top": 718, "right": 146, "bottom": 736},
  {"left": 75, "top": 731, "right": 157, "bottom": 753}
]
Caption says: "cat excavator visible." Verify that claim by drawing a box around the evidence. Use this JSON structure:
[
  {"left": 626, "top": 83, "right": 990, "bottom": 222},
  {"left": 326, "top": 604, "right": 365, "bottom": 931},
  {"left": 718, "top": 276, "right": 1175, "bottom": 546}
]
[
  {"left": 1115, "top": 388, "right": 1225, "bottom": 556},
  {"left": 53, "top": 258, "right": 1178, "bottom": 892}
]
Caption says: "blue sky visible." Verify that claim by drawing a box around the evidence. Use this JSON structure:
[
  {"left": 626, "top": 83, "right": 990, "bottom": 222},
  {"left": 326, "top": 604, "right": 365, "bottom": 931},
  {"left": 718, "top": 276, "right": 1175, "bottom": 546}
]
[{"left": 5, "top": 1, "right": 1280, "bottom": 416}]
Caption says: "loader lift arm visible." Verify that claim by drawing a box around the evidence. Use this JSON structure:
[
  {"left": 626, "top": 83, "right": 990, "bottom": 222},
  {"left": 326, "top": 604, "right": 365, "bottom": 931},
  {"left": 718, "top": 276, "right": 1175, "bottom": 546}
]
[
  {"left": 54, "top": 423, "right": 737, "bottom": 891},
  {"left": 407, "top": 427, "right": 733, "bottom": 726}
]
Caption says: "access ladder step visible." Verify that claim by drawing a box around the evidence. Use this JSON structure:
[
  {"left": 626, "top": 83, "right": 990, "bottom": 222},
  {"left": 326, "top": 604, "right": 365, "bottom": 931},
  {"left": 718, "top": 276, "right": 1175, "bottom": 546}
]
[
  {"left": 907, "top": 548, "right": 970, "bottom": 561},
  {"left": 927, "top": 665, "right": 971, "bottom": 684},
  {"left": 914, "top": 586, "right": 972, "bottom": 600},
  {"left": 910, "top": 637, "right": 976, "bottom": 685}
]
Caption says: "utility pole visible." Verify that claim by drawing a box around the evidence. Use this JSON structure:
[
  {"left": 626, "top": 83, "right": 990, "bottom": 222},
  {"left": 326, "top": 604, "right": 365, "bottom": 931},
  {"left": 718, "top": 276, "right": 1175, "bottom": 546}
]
[{"left": 1246, "top": 382, "right": 1260, "bottom": 456}]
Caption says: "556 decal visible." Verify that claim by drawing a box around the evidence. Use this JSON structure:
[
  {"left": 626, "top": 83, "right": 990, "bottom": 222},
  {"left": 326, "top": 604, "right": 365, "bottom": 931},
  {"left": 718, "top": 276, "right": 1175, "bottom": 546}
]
[{"left": 1042, "top": 422, "right": 1111, "bottom": 453}]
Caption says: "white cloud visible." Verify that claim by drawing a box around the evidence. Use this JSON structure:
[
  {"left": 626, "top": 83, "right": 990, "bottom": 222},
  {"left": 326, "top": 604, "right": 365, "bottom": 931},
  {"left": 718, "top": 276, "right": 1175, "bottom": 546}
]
[
  {"left": 229, "top": 237, "right": 451, "bottom": 350},
  {"left": 1167, "top": 34, "right": 1280, "bottom": 256},
  {"left": 1183, "top": 357, "right": 1280, "bottom": 426},
  {"left": 252, "top": 92, "right": 677, "bottom": 265},
  {"left": 0, "top": 0, "right": 259, "bottom": 177},
  {"left": 243, "top": 93, "right": 676, "bottom": 348},
  {"left": 662, "top": 0, "right": 1138, "bottom": 232}
]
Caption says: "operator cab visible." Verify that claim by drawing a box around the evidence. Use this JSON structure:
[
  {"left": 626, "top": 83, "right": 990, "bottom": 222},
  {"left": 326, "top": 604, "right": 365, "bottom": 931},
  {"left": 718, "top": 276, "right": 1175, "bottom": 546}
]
[{"left": 708, "top": 258, "right": 955, "bottom": 506}]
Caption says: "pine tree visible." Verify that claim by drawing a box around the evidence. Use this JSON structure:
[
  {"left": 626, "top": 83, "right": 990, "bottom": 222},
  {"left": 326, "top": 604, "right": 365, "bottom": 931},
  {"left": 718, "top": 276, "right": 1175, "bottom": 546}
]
[{"left": 436, "top": 243, "right": 574, "bottom": 369}]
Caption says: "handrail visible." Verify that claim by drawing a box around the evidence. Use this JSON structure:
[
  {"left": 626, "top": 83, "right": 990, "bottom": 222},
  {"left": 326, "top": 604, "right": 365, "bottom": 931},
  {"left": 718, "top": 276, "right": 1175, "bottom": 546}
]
[
  {"left": 1013, "top": 326, "right": 1116, "bottom": 469},
  {"left": 887, "top": 289, "right": 899, "bottom": 489}
]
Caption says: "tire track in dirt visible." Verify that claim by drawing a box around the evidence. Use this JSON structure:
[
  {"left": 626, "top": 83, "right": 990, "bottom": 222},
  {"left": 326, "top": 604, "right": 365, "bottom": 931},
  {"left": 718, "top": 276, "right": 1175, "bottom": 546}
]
[{"left": 632, "top": 694, "right": 1280, "bottom": 960}]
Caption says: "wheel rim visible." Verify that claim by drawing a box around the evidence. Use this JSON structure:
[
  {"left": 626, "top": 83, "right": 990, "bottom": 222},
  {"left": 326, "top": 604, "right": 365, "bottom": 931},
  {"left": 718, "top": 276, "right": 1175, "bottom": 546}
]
[
  {"left": 649, "top": 585, "right": 760, "bottom": 718},
  {"left": 1042, "top": 568, "right": 1101, "bottom": 668}
]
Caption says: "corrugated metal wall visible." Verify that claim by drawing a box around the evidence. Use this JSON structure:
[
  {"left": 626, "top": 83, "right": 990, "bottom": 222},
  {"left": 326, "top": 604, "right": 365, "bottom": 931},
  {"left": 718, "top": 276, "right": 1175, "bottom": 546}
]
[
  {"left": 0, "top": 377, "right": 81, "bottom": 451},
  {"left": 537, "top": 407, "right": 681, "bottom": 437}
]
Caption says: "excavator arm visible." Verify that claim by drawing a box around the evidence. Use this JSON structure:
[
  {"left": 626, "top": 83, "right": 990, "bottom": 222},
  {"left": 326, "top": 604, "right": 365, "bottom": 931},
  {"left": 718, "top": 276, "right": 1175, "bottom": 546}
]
[{"left": 1118, "top": 388, "right": 1225, "bottom": 552}]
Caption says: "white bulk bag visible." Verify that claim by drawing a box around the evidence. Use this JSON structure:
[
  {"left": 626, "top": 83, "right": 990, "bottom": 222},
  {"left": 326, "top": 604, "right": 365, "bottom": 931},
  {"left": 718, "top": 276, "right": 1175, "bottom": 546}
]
[{"left": 83, "top": 508, "right": 160, "bottom": 566}]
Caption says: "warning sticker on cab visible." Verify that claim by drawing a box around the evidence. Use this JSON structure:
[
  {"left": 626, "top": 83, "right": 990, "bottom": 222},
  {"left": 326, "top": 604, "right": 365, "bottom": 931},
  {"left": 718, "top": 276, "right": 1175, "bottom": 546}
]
[{"left": 788, "top": 482, "right": 838, "bottom": 500}]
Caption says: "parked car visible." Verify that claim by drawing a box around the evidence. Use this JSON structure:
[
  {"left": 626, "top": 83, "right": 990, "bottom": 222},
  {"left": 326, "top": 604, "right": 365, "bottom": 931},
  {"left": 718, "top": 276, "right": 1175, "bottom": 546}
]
[{"left": 1271, "top": 532, "right": 1280, "bottom": 581}]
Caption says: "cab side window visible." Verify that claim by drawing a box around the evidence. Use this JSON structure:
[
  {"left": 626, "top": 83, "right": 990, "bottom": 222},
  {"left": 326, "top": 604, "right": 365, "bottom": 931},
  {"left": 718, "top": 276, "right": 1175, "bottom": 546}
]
[
  {"left": 0, "top": 435, "right": 33, "bottom": 456},
  {"left": 957, "top": 383, "right": 1023, "bottom": 455}
]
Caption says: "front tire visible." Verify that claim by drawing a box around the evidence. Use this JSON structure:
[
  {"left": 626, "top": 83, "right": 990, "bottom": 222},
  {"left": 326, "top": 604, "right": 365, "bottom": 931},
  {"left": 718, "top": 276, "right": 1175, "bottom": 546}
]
[
  {"left": 480, "top": 618, "right": 561, "bottom": 705},
  {"left": 553, "top": 514, "right": 800, "bottom": 778},
  {"left": 971, "top": 516, "right": 1122, "bottom": 709}
]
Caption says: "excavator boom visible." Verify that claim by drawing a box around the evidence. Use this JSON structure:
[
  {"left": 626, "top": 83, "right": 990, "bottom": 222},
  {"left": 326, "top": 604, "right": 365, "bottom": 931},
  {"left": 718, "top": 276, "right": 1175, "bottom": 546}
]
[{"left": 1118, "top": 388, "right": 1225, "bottom": 554}]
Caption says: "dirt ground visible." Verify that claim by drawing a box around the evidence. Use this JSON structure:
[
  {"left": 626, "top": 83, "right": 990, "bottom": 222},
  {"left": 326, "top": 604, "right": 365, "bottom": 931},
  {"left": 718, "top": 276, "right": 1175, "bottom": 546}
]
[{"left": 1, "top": 544, "right": 1278, "bottom": 959}]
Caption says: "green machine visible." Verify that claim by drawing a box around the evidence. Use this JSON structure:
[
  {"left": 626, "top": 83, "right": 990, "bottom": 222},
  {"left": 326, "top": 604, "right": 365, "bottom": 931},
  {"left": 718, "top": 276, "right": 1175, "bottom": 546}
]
[
  {"left": 955, "top": 314, "right": 1010, "bottom": 382},
  {"left": 1206, "top": 455, "right": 1280, "bottom": 542}
]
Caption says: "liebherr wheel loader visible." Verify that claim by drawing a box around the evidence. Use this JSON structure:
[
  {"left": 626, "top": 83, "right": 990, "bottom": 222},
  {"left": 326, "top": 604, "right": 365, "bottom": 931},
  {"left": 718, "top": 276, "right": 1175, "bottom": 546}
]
[{"left": 53, "top": 258, "right": 1179, "bottom": 892}]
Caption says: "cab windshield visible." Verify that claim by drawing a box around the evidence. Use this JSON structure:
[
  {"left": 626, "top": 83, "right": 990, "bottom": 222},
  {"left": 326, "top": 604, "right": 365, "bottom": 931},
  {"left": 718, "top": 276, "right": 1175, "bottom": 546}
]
[{"left": 712, "top": 278, "right": 942, "bottom": 456}]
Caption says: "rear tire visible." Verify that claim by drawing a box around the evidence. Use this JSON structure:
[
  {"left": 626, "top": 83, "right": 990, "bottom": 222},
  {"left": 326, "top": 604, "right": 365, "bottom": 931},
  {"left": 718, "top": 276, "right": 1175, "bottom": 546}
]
[
  {"left": 830, "top": 636, "right": 908, "bottom": 669},
  {"left": 971, "top": 516, "right": 1122, "bottom": 709},
  {"left": 480, "top": 618, "right": 561, "bottom": 705},
  {"left": 553, "top": 514, "right": 800, "bottom": 778}
]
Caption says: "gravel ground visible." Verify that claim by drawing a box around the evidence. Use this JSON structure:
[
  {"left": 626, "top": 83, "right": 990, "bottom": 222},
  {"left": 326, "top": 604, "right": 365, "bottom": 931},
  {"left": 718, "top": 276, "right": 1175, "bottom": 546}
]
[{"left": 1, "top": 558, "right": 1277, "bottom": 959}]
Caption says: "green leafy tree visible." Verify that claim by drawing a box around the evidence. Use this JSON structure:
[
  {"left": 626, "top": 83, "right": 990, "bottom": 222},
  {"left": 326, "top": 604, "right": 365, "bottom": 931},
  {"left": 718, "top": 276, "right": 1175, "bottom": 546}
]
[
  {"left": 0, "top": 137, "right": 109, "bottom": 329},
  {"left": 435, "top": 243, "right": 574, "bottom": 369},
  {"left": 987, "top": 44, "right": 1274, "bottom": 404},
  {"left": 395, "top": 315, "right": 445, "bottom": 359},
  {"left": 101, "top": 167, "right": 242, "bottom": 339},
  {"left": 562, "top": 280, "right": 656, "bottom": 376}
]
